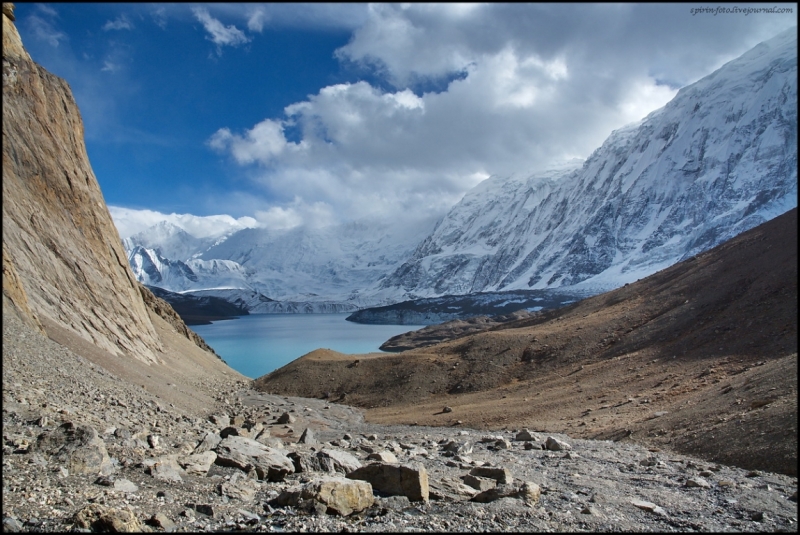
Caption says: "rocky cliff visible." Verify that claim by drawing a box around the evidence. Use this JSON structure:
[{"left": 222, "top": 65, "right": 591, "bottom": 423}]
[{"left": 3, "top": 5, "right": 172, "bottom": 364}]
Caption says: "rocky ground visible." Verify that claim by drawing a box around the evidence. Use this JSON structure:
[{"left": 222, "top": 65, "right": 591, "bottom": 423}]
[{"left": 3, "top": 301, "right": 798, "bottom": 533}]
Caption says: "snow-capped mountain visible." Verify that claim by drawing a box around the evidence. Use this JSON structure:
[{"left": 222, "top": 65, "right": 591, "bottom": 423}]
[
  {"left": 377, "top": 27, "right": 797, "bottom": 299},
  {"left": 122, "top": 215, "right": 438, "bottom": 309}
]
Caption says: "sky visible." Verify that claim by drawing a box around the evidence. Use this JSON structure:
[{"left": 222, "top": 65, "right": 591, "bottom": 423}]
[{"left": 13, "top": 3, "right": 797, "bottom": 239}]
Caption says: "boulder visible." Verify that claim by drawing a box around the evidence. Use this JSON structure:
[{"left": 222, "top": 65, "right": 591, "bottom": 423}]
[
  {"left": 73, "top": 504, "right": 142, "bottom": 532},
  {"left": 149, "top": 457, "right": 184, "bottom": 482},
  {"left": 214, "top": 435, "right": 294, "bottom": 481},
  {"left": 193, "top": 431, "right": 222, "bottom": 454},
  {"left": 347, "top": 462, "right": 429, "bottom": 502},
  {"left": 545, "top": 436, "right": 572, "bottom": 451},
  {"left": 471, "top": 481, "right": 541, "bottom": 505},
  {"left": 180, "top": 451, "right": 217, "bottom": 475},
  {"left": 278, "top": 477, "right": 374, "bottom": 516},
  {"left": 276, "top": 412, "right": 295, "bottom": 424},
  {"left": 367, "top": 451, "right": 399, "bottom": 464},
  {"left": 317, "top": 449, "right": 362, "bottom": 475},
  {"left": 468, "top": 466, "right": 513, "bottom": 485},
  {"left": 515, "top": 429, "right": 539, "bottom": 441},
  {"left": 462, "top": 474, "right": 495, "bottom": 491},
  {"left": 34, "top": 422, "right": 112, "bottom": 475},
  {"left": 218, "top": 474, "right": 258, "bottom": 502},
  {"left": 298, "top": 428, "right": 317, "bottom": 445}
]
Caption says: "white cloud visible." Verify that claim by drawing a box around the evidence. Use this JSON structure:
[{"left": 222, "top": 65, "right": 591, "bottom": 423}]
[
  {"left": 102, "top": 15, "right": 133, "bottom": 31},
  {"left": 207, "top": 4, "right": 795, "bottom": 230},
  {"left": 25, "top": 6, "right": 67, "bottom": 48},
  {"left": 100, "top": 60, "right": 119, "bottom": 73},
  {"left": 108, "top": 206, "right": 259, "bottom": 240},
  {"left": 247, "top": 8, "right": 268, "bottom": 32},
  {"left": 208, "top": 119, "right": 294, "bottom": 165},
  {"left": 192, "top": 7, "right": 250, "bottom": 50}
]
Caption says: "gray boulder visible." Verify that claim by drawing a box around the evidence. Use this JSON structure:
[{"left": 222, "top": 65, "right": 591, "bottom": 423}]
[
  {"left": 347, "top": 462, "right": 429, "bottom": 502},
  {"left": 214, "top": 435, "right": 294, "bottom": 481},
  {"left": 34, "top": 422, "right": 112, "bottom": 475}
]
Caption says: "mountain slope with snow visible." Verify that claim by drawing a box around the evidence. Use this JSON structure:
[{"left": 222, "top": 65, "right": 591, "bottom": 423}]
[
  {"left": 377, "top": 27, "right": 797, "bottom": 299},
  {"left": 121, "top": 215, "right": 438, "bottom": 309}
]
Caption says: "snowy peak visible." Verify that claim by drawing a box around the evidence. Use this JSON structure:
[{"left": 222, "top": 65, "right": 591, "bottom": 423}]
[{"left": 378, "top": 28, "right": 797, "bottom": 298}]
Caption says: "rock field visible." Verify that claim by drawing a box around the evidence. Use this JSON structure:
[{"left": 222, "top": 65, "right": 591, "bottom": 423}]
[{"left": 3, "top": 304, "right": 798, "bottom": 533}]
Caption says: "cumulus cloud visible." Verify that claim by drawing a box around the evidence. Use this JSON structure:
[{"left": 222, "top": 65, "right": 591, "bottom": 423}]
[
  {"left": 207, "top": 4, "right": 795, "bottom": 229},
  {"left": 109, "top": 206, "right": 259, "bottom": 240},
  {"left": 192, "top": 7, "right": 250, "bottom": 50}
]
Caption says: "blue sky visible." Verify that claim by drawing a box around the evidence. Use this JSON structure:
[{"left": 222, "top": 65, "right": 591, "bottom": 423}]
[{"left": 13, "top": 3, "right": 797, "bottom": 238}]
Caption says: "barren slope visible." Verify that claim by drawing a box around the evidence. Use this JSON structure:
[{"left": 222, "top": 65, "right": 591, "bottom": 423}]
[{"left": 255, "top": 208, "right": 798, "bottom": 475}]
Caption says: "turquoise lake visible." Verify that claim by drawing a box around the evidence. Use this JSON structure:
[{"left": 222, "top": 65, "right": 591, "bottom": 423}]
[{"left": 191, "top": 313, "right": 426, "bottom": 379}]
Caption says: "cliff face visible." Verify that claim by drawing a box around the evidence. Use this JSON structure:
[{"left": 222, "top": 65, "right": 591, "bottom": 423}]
[{"left": 2, "top": 7, "right": 164, "bottom": 363}]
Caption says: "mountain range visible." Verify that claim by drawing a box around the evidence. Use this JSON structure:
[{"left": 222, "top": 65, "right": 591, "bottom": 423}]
[{"left": 120, "top": 28, "right": 796, "bottom": 318}]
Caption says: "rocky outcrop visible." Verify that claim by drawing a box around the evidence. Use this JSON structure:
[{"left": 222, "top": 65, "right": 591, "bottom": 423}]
[
  {"left": 2, "top": 6, "right": 163, "bottom": 363},
  {"left": 2, "top": 5, "right": 216, "bottom": 363}
]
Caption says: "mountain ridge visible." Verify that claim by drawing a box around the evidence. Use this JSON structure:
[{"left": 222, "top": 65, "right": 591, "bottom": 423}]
[{"left": 376, "top": 27, "right": 797, "bottom": 300}]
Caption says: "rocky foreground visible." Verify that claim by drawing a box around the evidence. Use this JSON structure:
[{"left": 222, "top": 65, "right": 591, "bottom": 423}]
[{"left": 3, "top": 304, "right": 798, "bottom": 533}]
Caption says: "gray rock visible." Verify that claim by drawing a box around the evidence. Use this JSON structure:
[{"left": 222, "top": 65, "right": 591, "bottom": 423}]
[
  {"left": 209, "top": 414, "right": 230, "bottom": 426},
  {"left": 193, "top": 431, "right": 222, "bottom": 454},
  {"left": 347, "top": 461, "right": 429, "bottom": 502},
  {"left": 494, "top": 438, "right": 513, "bottom": 450},
  {"left": 218, "top": 475, "right": 258, "bottom": 502},
  {"left": 214, "top": 435, "right": 294, "bottom": 481},
  {"left": 298, "top": 428, "right": 317, "bottom": 445},
  {"left": 180, "top": 451, "right": 217, "bottom": 475},
  {"left": 316, "top": 448, "right": 362, "bottom": 475},
  {"left": 468, "top": 466, "right": 513, "bottom": 485},
  {"left": 367, "top": 450, "right": 399, "bottom": 463},
  {"left": 34, "top": 422, "right": 112, "bottom": 475},
  {"left": 149, "top": 457, "right": 184, "bottom": 482},
  {"left": 442, "top": 440, "right": 473, "bottom": 455},
  {"left": 148, "top": 513, "right": 176, "bottom": 532},
  {"left": 631, "top": 499, "right": 668, "bottom": 516},
  {"left": 545, "top": 436, "right": 572, "bottom": 451},
  {"left": 471, "top": 482, "right": 541, "bottom": 504},
  {"left": 112, "top": 478, "right": 139, "bottom": 493},
  {"left": 515, "top": 429, "right": 539, "bottom": 441},
  {"left": 3, "top": 517, "right": 24, "bottom": 532},
  {"left": 462, "top": 474, "right": 495, "bottom": 491},
  {"left": 685, "top": 477, "right": 711, "bottom": 488},
  {"left": 276, "top": 412, "right": 295, "bottom": 424}
]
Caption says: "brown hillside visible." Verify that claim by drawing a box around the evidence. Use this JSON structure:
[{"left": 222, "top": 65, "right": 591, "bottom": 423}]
[{"left": 255, "top": 208, "right": 798, "bottom": 475}]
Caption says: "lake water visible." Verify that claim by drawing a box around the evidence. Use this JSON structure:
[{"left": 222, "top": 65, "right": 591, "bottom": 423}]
[{"left": 191, "top": 313, "right": 426, "bottom": 379}]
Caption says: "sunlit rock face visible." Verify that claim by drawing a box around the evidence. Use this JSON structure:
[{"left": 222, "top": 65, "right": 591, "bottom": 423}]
[{"left": 3, "top": 6, "right": 164, "bottom": 363}]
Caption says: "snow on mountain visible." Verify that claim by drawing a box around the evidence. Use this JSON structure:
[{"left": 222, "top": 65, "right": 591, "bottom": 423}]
[
  {"left": 377, "top": 27, "right": 798, "bottom": 299},
  {"left": 121, "top": 215, "right": 437, "bottom": 309},
  {"left": 197, "top": 217, "right": 438, "bottom": 304}
]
